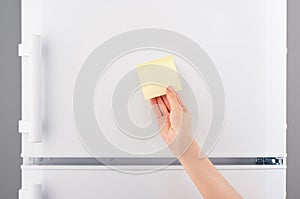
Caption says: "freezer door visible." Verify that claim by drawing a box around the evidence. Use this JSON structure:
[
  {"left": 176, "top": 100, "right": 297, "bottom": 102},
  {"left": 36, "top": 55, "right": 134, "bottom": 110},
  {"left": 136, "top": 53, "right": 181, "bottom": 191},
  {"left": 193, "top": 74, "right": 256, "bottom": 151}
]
[
  {"left": 19, "top": 165, "right": 286, "bottom": 199},
  {"left": 20, "top": 0, "right": 286, "bottom": 158}
]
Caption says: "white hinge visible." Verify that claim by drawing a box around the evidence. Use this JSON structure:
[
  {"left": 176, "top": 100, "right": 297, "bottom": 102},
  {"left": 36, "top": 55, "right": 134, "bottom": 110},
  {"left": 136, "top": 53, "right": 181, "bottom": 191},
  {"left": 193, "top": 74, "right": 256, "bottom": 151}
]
[
  {"left": 19, "top": 184, "right": 42, "bottom": 199},
  {"left": 19, "top": 120, "right": 30, "bottom": 133},
  {"left": 18, "top": 44, "right": 30, "bottom": 56},
  {"left": 18, "top": 120, "right": 42, "bottom": 143},
  {"left": 18, "top": 35, "right": 43, "bottom": 143}
]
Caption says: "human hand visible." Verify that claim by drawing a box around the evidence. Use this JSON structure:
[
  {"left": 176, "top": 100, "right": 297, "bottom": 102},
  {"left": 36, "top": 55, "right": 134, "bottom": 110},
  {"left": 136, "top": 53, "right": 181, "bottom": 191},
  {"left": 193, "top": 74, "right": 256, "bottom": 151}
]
[
  {"left": 150, "top": 86, "right": 193, "bottom": 157},
  {"left": 151, "top": 87, "right": 242, "bottom": 198}
]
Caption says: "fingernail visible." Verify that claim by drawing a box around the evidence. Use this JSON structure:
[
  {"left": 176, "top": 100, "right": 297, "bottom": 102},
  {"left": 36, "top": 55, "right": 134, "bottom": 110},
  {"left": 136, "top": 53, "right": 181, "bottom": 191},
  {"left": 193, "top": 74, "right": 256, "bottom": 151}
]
[
  {"left": 170, "top": 86, "right": 175, "bottom": 92},
  {"left": 166, "top": 86, "right": 171, "bottom": 92},
  {"left": 166, "top": 86, "right": 175, "bottom": 96}
]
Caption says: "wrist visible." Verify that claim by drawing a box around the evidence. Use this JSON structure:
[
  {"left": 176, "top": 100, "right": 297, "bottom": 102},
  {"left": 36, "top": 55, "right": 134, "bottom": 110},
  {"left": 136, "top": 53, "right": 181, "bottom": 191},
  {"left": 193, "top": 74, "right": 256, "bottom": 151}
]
[{"left": 178, "top": 140, "right": 204, "bottom": 164}]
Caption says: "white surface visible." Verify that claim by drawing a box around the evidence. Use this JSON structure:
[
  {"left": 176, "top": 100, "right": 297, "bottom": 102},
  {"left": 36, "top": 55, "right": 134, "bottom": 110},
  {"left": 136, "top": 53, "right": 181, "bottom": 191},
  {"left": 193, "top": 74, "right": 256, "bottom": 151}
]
[
  {"left": 20, "top": 165, "right": 286, "bottom": 199},
  {"left": 28, "top": 35, "right": 43, "bottom": 143},
  {"left": 21, "top": 0, "right": 286, "bottom": 157}
]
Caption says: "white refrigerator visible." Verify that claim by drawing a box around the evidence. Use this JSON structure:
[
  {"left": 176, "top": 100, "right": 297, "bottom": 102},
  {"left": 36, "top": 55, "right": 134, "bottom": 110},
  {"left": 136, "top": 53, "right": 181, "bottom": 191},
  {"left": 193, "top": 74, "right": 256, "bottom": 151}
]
[{"left": 18, "top": 0, "right": 287, "bottom": 198}]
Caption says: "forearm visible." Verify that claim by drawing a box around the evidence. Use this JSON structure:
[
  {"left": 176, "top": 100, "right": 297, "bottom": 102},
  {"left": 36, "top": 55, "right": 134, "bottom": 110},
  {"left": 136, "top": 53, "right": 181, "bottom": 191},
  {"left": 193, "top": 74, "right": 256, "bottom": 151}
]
[{"left": 179, "top": 141, "right": 242, "bottom": 199}]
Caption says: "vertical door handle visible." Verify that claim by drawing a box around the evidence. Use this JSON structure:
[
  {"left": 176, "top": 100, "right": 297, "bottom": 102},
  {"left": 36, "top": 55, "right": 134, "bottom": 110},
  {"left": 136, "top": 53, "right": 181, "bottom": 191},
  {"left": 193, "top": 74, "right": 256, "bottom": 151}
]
[{"left": 18, "top": 35, "right": 43, "bottom": 143}]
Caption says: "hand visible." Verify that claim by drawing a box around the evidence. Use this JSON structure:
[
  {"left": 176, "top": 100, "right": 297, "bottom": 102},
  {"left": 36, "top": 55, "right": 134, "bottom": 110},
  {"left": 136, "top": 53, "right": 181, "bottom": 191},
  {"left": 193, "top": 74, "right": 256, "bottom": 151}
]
[
  {"left": 150, "top": 86, "right": 193, "bottom": 157},
  {"left": 151, "top": 87, "right": 242, "bottom": 198}
]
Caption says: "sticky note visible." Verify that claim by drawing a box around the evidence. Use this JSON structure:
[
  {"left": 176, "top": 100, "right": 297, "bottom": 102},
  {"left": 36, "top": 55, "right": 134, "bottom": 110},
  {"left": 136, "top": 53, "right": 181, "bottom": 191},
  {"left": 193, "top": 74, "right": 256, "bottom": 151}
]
[{"left": 136, "top": 55, "right": 182, "bottom": 100}]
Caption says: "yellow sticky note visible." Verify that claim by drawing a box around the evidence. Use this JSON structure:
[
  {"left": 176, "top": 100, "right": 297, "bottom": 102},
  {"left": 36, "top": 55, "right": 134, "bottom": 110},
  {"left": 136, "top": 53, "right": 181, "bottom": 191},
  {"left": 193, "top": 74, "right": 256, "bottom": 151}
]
[{"left": 136, "top": 55, "right": 182, "bottom": 100}]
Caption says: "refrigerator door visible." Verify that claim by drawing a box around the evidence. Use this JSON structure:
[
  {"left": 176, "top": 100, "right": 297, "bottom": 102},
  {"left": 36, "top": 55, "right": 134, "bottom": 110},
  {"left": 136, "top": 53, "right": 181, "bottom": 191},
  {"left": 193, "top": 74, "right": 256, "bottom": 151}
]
[
  {"left": 20, "top": 0, "right": 286, "bottom": 158},
  {"left": 19, "top": 165, "right": 286, "bottom": 199}
]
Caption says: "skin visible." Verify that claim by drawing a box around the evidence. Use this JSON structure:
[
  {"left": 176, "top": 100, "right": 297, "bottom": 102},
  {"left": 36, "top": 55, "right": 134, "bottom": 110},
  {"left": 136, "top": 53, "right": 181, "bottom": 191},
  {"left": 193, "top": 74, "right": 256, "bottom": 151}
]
[{"left": 150, "top": 86, "right": 242, "bottom": 199}]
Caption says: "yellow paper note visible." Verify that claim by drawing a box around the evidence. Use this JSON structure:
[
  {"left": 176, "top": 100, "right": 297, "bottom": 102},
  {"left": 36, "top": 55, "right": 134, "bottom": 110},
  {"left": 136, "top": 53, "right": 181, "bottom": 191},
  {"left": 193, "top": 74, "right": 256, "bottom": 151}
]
[{"left": 136, "top": 55, "right": 182, "bottom": 99}]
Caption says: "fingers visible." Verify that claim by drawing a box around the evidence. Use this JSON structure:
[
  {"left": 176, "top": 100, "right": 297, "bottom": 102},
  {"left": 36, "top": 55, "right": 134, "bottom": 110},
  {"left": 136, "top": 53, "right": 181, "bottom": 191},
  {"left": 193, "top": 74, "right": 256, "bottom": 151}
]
[
  {"left": 150, "top": 97, "right": 171, "bottom": 130},
  {"left": 161, "top": 95, "right": 170, "bottom": 111},
  {"left": 167, "top": 86, "right": 188, "bottom": 110},
  {"left": 150, "top": 86, "right": 187, "bottom": 116},
  {"left": 157, "top": 96, "right": 169, "bottom": 115},
  {"left": 150, "top": 97, "right": 162, "bottom": 118},
  {"left": 166, "top": 86, "right": 182, "bottom": 111},
  {"left": 150, "top": 97, "right": 157, "bottom": 106},
  {"left": 174, "top": 91, "right": 185, "bottom": 108}
]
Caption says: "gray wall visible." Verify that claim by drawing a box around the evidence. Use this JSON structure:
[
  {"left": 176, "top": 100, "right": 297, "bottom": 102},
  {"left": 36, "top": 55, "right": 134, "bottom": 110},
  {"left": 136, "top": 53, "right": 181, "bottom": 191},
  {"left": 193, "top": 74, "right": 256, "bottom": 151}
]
[
  {"left": 0, "top": 0, "right": 21, "bottom": 199},
  {"left": 287, "top": 0, "right": 300, "bottom": 198},
  {"left": 0, "top": 0, "right": 299, "bottom": 198}
]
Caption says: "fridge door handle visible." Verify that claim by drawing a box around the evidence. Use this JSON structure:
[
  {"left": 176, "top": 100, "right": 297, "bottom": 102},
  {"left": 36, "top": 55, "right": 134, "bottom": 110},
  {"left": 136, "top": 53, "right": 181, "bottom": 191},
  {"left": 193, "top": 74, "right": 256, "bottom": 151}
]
[
  {"left": 19, "top": 184, "right": 42, "bottom": 199},
  {"left": 18, "top": 35, "right": 43, "bottom": 143}
]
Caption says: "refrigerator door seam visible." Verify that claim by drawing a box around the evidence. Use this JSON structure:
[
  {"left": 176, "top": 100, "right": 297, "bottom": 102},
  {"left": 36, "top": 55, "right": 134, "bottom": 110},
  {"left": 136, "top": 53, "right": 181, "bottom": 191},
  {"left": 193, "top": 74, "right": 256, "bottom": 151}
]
[{"left": 22, "top": 157, "right": 286, "bottom": 166}]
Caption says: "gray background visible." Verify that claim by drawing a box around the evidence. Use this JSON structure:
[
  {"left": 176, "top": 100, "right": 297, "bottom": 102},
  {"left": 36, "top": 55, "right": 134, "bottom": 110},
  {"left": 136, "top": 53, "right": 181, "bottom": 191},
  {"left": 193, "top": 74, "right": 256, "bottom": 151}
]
[{"left": 0, "top": 0, "right": 298, "bottom": 198}]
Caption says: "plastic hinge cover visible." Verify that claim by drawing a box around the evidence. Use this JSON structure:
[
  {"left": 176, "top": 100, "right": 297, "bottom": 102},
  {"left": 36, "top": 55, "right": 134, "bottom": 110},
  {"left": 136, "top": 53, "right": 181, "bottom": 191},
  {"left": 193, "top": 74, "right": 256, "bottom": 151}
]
[
  {"left": 18, "top": 44, "right": 29, "bottom": 57},
  {"left": 19, "top": 120, "right": 30, "bottom": 133}
]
